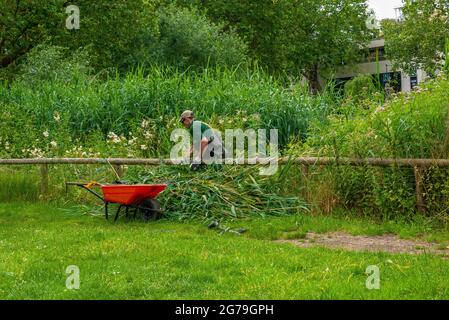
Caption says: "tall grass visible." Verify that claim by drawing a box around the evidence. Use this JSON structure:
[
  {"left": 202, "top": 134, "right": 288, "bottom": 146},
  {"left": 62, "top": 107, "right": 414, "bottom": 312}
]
[
  {"left": 289, "top": 75, "right": 449, "bottom": 222},
  {"left": 0, "top": 65, "right": 336, "bottom": 159},
  {"left": 0, "top": 168, "right": 40, "bottom": 202},
  {"left": 304, "top": 75, "right": 449, "bottom": 159}
]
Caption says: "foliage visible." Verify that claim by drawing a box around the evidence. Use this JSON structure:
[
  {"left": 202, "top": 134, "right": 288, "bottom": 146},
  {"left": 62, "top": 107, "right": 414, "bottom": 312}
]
[
  {"left": 55, "top": 0, "right": 159, "bottom": 71},
  {"left": 128, "top": 164, "right": 307, "bottom": 220},
  {"left": 286, "top": 76, "right": 449, "bottom": 221},
  {"left": 0, "top": 0, "right": 159, "bottom": 73},
  {"left": 382, "top": 0, "right": 449, "bottom": 76},
  {"left": 330, "top": 166, "right": 416, "bottom": 220},
  {"left": 15, "top": 45, "right": 91, "bottom": 86},
  {"left": 174, "top": 0, "right": 374, "bottom": 90},
  {"left": 150, "top": 5, "right": 248, "bottom": 69},
  {"left": 0, "top": 64, "right": 336, "bottom": 160},
  {"left": 344, "top": 74, "right": 379, "bottom": 104},
  {"left": 423, "top": 167, "right": 449, "bottom": 224},
  {"left": 172, "top": 0, "right": 289, "bottom": 70},
  {"left": 281, "top": 0, "right": 374, "bottom": 91},
  {"left": 306, "top": 76, "right": 449, "bottom": 159},
  {"left": 0, "top": 0, "right": 65, "bottom": 70}
]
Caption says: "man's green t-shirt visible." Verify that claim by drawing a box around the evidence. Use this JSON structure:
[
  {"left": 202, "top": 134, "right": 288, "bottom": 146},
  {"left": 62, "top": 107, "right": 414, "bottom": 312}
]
[{"left": 189, "top": 120, "right": 214, "bottom": 142}]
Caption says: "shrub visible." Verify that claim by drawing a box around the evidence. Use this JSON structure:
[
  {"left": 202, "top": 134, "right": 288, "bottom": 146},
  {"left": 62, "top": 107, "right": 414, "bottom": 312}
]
[
  {"left": 16, "top": 45, "right": 91, "bottom": 86},
  {"left": 150, "top": 5, "right": 248, "bottom": 69},
  {"left": 344, "top": 74, "right": 379, "bottom": 104}
]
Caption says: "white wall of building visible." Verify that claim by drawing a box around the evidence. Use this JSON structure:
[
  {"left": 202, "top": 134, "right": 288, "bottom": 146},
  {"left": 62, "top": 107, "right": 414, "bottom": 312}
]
[{"left": 335, "top": 39, "right": 427, "bottom": 93}]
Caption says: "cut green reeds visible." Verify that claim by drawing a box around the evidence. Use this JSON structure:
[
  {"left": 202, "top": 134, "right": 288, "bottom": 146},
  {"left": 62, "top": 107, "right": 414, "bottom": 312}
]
[{"left": 130, "top": 164, "right": 308, "bottom": 221}]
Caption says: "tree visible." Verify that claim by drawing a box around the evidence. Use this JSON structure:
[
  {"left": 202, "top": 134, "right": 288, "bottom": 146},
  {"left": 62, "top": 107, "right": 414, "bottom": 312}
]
[
  {"left": 281, "top": 0, "right": 373, "bottom": 92},
  {"left": 54, "top": 0, "right": 159, "bottom": 71},
  {"left": 150, "top": 5, "right": 248, "bottom": 69},
  {"left": 172, "top": 0, "right": 373, "bottom": 91},
  {"left": 171, "top": 0, "right": 294, "bottom": 71},
  {"left": 0, "top": 0, "right": 159, "bottom": 74},
  {"left": 382, "top": 0, "right": 449, "bottom": 76},
  {"left": 0, "top": 0, "right": 65, "bottom": 69}
]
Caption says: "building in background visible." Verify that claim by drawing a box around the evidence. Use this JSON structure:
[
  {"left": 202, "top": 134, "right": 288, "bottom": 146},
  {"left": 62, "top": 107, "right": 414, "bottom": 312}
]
[
  {"left": 333, "top": 1, "right": 427, "bottom": 93},
  {"left": 335, "top": 38, "right": 427, "bottom": 93},
  {"left": 394, "top": 6, "right": 404, "bottom": 21}
]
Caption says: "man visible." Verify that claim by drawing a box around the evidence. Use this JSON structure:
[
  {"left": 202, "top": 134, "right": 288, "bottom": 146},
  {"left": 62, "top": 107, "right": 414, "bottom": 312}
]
[{"left": 180, "top": 110, "right": 224, "bottom": 171}]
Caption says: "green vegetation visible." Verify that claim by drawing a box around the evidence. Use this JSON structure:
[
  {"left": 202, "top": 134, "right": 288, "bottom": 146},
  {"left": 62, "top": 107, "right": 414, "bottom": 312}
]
[
  {"left": 0, "top": 0, "right": 374, "bottom": 89},
  {"left": 2, "top": 0, "right": 449, "bottom": 300},
  {"left": 0, "top": 0, "right": 159, "bottom": 74},
  {"left": 153, "top": 5, "right": 248, "bottom": 69},
  {"left": 0, "top": 169, "right": 40, "bottom": 202},
  {"left": 0, "top": 57, "right": 336, "bottom": 159},
  {"left": 1, "top": 202, "right": 449, "bottom": 300},
  {"left": 383, "top": 0, "right": 449, "bottom": 76},
  {"left": 343, "top": 75, "right": 380, "bottom": 105},
  {"left": 2, "top": 65, "right": 449, "bottom": 221},
  {"left": 175, "top": 0, "right": 374, "bottom": 90},
  {"left": 283, "top": 75, "right": 449, "bottom": 222},
  {"left": 133, "top": 165, "right": 307, "bottom": 220}
]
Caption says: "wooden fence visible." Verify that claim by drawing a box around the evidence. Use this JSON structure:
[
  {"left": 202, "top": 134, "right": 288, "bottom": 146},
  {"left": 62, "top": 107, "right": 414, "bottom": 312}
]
[{"left": 2, "top": 157, "right": 449, "bottom": 212}]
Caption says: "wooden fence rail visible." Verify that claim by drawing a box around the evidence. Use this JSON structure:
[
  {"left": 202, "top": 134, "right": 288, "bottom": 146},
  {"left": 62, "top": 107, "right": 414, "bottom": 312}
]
[
  {"left": 1, "top": 157, "right": 449, "bottom": 167},
  {"left": 1, "top": 157, "right": 448, "bottom": 212}
]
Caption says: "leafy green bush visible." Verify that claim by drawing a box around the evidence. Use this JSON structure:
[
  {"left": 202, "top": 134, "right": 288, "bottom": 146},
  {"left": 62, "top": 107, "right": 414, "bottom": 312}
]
[
  {"left": 150, "top": 5, "right": 248, "bottom": 69},
  {"left": 423, "top": 166, "right": 449, "bottom": 223},
  {"left": 344, "top": 74, "right": 378, "bottom": 103},
  {"left": 287, "top": 75, "right": 449, "bottom": 221},
  {"left": 308, "top": 76, "right": 449, "bottom": 159},
  {"left": 16, "top": 45, "right": 91, "bottom": 87}
]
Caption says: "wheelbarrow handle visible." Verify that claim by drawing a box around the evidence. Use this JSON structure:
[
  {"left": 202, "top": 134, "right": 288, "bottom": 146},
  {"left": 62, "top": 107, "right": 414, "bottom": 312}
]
[{"left": 65, "top": 182, "right": 105, "bottom": 202}]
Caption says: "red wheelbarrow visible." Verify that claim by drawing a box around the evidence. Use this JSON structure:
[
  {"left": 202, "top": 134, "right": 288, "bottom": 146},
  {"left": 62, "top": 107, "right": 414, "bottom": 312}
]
[{"left": 66, "top": 181, "right": 167, "bottom": 222}]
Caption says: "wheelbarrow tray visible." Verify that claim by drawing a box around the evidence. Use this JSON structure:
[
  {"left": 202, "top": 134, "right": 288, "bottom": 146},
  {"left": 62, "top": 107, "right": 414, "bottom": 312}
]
[{"left": 101, "top": 184, "right": 167, "bottom": 206}]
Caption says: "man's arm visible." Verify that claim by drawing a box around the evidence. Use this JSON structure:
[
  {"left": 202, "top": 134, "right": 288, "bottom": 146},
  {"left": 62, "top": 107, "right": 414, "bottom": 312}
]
[{"left": 186, "top": 137, "right": 209, "bottom": 159}]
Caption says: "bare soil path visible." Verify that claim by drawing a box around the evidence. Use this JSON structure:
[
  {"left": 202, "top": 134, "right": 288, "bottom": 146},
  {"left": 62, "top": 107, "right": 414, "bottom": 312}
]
[{"left": 278, "top": 232, "right": 449, "bottom": 256}]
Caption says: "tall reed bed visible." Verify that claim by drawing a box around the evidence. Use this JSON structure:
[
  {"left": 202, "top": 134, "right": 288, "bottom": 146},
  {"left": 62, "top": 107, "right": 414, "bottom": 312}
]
[{"left": 0, "top": 65, "right": 336, "bottom": 159}]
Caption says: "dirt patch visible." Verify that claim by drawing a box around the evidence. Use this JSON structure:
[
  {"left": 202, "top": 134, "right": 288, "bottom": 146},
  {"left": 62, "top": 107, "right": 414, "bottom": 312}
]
[{"left": 277, "top": 232, "right": 449, "bottom": 256}]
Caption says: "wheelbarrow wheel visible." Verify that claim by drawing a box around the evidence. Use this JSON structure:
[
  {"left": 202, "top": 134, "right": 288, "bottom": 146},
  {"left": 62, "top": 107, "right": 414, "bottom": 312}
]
[{"left": 138, "top": 199, "right": 162, "bottom": 221}]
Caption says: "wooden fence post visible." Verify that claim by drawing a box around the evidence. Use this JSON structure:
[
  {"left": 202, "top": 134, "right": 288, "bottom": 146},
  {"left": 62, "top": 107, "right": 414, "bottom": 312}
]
[
  {"left": 414, "top": 166, "right": 426, "bottom": 213},
  {"left": 40, "top": 164, "right": 49, "bottom": 198}
]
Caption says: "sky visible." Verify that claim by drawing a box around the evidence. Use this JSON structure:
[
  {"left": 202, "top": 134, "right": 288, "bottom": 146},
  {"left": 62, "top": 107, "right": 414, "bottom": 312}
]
[{"left": 367, "top": 0, "right": 404, "bottom": 20}]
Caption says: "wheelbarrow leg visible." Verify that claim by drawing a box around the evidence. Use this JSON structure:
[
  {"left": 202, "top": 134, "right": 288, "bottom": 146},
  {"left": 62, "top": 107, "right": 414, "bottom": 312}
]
[
  {"left": 114, "top": 205, "right": 123, "bottom": 222},
  {"left": 125, "top": 206, "right": 129, "bottom": 218},
  {"left": 105, "top": 202, "right": 109, "bottom": 220}
]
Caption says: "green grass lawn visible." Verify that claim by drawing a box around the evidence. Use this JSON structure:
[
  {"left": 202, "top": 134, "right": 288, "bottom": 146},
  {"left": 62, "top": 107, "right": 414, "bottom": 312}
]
[{"left": 1, "top": 202, "right": 449, "bottom": 299}]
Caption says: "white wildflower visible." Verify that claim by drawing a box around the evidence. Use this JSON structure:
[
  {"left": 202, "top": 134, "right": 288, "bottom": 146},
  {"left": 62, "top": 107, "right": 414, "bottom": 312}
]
[
  {"left": 128, "top": 137, "right": 138, "bottom": 145},
  {"left": 53, "top": 112, "right": 61, "bottom": 122},
  {"left": 141, "top": 119, "right": 149, "bottom": 128},
  {"left": 30, "top": 147, "right": 44, "bottom": 158},
  {"left": 107, "top": 132, "right": 121, "bottom": 144},
  {"left": 43, "top": 130, "right": 49, "bottom": 138},
  {"left": 50, "top": 141, "right": 57, "bottom": 148}
]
